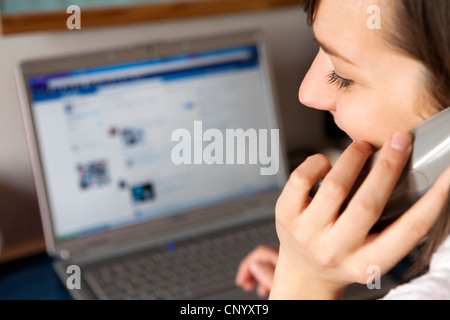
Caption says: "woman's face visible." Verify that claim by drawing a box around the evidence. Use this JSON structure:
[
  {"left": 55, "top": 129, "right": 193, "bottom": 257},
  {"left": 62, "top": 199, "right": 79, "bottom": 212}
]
[{"left": 299, "top": 0, "right": 437, "bottom": 149}]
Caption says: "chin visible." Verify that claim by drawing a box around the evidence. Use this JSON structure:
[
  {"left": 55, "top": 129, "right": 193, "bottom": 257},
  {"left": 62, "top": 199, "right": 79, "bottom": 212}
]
[
  {"left": 340, "top": 129, "right": 380, "bottom": 150},
  {"left": 332, "top": 118, "right": 381, "bottom": 149}
]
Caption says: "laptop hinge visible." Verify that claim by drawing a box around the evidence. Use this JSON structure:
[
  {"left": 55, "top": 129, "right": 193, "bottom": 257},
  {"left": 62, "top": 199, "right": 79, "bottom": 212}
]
[{"left": 64, "top": 203, "right": 275, "bottom": 266}]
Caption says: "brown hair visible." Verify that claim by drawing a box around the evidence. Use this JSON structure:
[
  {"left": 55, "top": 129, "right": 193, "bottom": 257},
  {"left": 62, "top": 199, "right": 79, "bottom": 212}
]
[{"left": 303, "top": 0, "right": 450, "bottom": 278}]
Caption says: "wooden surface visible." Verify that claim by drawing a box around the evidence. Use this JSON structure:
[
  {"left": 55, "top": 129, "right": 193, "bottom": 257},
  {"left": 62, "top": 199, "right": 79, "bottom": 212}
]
[
  {"left": 1, "top": 0, "right": 302, "bottom": 34},
  {"left": 0, "top": 237, "right": 46, "bottom": 263},
  {"left": 0, "top": 179, "right": 46, "bottom": 264}
]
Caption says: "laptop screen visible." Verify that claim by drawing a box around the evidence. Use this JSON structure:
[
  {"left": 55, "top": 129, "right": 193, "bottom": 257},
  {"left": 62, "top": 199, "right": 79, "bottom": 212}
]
[{"left": 26, "top": 43, "right": 282, "bottom": 241}]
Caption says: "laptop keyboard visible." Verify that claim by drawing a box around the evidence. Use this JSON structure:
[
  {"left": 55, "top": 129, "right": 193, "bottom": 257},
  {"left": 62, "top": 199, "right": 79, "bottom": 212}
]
[{"left": 83, "top": 220, "right": 278, "bottom": 300}]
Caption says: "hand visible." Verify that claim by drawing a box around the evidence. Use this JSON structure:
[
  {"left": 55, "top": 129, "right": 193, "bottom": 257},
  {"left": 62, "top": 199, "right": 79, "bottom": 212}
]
[
  {"left": 269, "top": 132, "right": 450, "bottom": 300},
  {"left": 235, "top": 245, "right": 278, "bottom": 297}
]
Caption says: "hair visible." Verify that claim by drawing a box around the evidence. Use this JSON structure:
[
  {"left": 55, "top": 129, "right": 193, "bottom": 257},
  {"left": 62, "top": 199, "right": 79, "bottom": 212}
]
[{"left": 303, "top": 0, "right": 450, "bottom": 278}]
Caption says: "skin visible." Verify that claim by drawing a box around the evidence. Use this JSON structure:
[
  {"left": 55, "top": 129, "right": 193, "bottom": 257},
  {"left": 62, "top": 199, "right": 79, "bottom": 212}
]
[{"left": 235, "top": 0, "right": 450, "bottom": 299}]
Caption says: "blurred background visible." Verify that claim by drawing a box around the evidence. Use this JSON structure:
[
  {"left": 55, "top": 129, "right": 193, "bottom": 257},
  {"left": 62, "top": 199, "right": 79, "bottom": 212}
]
[{"left": 0, "top": 0, "right": 347, "bottom": 264}]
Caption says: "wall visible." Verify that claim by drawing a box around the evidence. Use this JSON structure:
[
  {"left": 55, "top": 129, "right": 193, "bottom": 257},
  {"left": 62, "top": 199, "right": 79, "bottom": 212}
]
[
  {"left": 0, "top": 6, "right": 325, "bottom": 261},
  {"left": 2, "top": 0, "right": 168, "bottom": 13}
]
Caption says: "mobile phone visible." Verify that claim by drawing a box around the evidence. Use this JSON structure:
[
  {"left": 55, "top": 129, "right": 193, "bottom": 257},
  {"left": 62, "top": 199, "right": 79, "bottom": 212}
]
[{"left": 343, "top": 108, "right": 450, "bottom": 232}]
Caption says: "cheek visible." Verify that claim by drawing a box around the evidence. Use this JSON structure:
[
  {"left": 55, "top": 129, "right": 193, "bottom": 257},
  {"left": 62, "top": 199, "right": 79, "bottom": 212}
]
[{"left": 334, "top": 94, "right": 388, "bottom": 148}]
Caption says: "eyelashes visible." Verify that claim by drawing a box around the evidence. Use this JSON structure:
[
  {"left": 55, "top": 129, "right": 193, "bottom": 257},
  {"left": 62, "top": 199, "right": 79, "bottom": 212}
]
[{"left": 327, "top": 71, "right": 354, "bottom": 90}]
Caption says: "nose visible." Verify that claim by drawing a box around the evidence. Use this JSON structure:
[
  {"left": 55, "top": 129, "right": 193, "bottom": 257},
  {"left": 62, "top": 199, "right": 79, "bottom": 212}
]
[{"left": 299, "top": 49, "right": 336, "bottom": 112}]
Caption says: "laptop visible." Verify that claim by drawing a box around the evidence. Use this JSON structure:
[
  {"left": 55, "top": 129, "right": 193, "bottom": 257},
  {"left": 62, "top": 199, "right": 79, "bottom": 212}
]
[{"left": 15, "top": 30, "right": 288, "bottom": 300}]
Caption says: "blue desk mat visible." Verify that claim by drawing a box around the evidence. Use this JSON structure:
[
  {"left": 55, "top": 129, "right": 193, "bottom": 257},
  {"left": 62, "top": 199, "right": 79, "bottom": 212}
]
[{"left": 0, "top": 252, "right": 72, "bottom": 300}]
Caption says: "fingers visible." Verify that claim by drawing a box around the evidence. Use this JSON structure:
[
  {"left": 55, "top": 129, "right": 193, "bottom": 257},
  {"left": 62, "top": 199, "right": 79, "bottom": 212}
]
[
  {"left": 249, "top": 263, "right": 275, "bottom": 297},
  {"left": 363, "top": 166, "right": 450, "bottom": 273},
  {"left": 333, "top": 132, "right": 412, "bottom": 246},
  {"left": 303, "top": 141, "right": 373, "bottom": 229},
  {"left": 235, "top": 246, "right": 278, "bottom": 293},
  {"left": 276, "top": 154, "right": 332, "bottom": 222}
]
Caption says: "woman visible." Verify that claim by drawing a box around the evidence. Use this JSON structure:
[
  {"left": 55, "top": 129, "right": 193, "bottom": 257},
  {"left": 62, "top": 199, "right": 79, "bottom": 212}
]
[{"left": 236, "top": 0, "right": 450, "bottom": 299}]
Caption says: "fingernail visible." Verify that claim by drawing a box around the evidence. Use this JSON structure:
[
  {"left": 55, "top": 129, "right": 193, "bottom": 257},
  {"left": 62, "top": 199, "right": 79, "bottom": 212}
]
[{"left": 390, "top": 132, "right": 411, "bottom": 151}]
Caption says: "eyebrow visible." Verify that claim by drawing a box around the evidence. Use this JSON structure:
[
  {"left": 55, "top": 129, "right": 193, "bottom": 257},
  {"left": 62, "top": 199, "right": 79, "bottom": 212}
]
[{"left": 312, "top": 34, "right": 358, "bottom": 68}]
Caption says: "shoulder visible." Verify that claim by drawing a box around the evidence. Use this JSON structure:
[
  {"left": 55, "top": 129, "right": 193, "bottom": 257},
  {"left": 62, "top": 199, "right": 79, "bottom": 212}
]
[{"left": 382, "top": 236, "right": 450, "bottom": 300}]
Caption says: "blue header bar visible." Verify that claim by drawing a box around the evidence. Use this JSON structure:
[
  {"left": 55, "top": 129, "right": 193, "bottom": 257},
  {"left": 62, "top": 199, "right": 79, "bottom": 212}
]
[{"left": 29, "top": 45, "right": 259, "bottom": 103}]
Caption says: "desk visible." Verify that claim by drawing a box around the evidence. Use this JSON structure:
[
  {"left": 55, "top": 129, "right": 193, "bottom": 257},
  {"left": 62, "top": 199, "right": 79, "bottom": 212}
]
[
  {"left": 0, "top": 251, "right": 409, "bottom": 300},
  {"left": 0, "top": 252, "right": 71, "bottom": 300}
]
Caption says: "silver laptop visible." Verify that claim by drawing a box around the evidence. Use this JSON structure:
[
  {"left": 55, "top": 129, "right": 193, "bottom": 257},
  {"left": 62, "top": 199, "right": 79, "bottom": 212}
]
[{"left": 15, "top": 30, "right": 288, "bottom": 300}]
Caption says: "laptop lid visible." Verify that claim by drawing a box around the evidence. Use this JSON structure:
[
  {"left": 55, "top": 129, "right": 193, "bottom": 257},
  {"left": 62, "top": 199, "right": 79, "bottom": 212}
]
[{"left": 15, "top": 30, "right": 288, "bottom": 261}]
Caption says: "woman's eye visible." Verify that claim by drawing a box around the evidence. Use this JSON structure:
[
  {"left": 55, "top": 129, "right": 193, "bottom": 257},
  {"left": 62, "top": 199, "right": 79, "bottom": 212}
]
[{"left": 327, "top": 71, "right": 354, "bottom": 90}]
